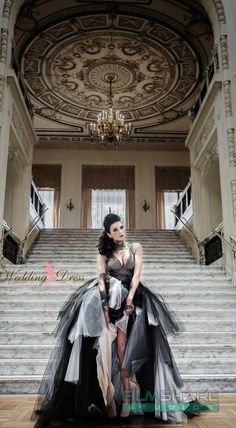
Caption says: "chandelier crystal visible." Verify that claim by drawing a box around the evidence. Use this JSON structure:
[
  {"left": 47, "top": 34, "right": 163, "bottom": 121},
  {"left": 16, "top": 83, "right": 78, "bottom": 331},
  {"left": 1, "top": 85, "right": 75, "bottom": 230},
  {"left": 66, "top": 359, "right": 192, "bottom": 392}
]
[{"left": 88, "top": 74, "right": 132, "bottom": 148}]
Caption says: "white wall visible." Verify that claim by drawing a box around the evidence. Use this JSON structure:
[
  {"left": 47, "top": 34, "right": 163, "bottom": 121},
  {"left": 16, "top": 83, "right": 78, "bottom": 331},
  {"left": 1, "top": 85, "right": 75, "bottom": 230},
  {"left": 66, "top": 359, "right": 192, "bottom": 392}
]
[{"left": 33, "top": 148, "right": 190, "bottom": 229}]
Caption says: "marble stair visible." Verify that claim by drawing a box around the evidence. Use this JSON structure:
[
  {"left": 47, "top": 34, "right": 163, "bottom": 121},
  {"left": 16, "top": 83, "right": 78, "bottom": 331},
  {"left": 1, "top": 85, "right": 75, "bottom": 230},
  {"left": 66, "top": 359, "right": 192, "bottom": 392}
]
[{"left": 0, "top": 228, "right": 236, "bottom": 394}]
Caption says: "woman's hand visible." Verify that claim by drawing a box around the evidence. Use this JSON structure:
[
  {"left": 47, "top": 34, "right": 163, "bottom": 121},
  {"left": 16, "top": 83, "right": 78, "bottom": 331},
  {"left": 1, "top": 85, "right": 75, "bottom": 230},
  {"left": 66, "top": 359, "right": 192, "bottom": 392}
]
[
  {"left": 103, "top": 304, "right": 110, "bottom": 327},
  {"left": 125, "top": 296, "right": 134, "bottom": 315}
]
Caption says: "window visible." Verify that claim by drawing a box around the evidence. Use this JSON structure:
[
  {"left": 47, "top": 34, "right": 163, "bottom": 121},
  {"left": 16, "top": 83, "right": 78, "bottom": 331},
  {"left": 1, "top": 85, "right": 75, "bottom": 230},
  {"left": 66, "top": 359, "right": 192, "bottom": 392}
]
[
  {"left": 38, "top": 189, "right": 54, "bottom": 228},
  {"left": 91, "top": 189, "right": 126, "bottom": 229},
  {"left": 164, "top": 192, "right": 182, "bottom": 229}
]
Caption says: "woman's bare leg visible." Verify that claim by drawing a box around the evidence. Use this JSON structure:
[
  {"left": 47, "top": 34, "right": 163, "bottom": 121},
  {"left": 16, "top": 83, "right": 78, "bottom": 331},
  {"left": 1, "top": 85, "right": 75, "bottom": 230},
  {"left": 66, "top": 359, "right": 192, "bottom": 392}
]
[
  {"left": 117, "top": 328, "right": 131, "bottom": 417},
  {"left": 106, "top": 397, "right": 117, "bottom": 417}
]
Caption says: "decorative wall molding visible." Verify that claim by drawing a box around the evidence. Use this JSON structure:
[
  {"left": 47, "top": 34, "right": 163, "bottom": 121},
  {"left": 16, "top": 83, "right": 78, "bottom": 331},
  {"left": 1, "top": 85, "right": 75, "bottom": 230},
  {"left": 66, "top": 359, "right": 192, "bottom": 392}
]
[
  {"left": 224, "top": 80, "right": 232, "bottom": 117},
  {"left": 0, "top": 75, "right": 5, "bottom": 111},
  {"left": 200, "top": 143, "right": 218, "bottom": 177},
  {"left": 195, "top": 109, "right": 215, "bottom": 158},
  {"left": 220, "top": 35, "right": 229, "bottom": 70},
  {"left": 214, "top": 0, "right": 226, "bottom": 24},
  {"left": 231, "top": 180, "right": 236, "bottom": 223},
  {"left": 11, "top": 103, "right": 30, "bottom": 157},
  {"left": 2, "top": 0, "right": 13, "bottom": 18},
  {"left": 8, "top": 144, "right": 20, "bottom": 164},
  {"left": 227, "top": 128, "right": 236, "bottom": 167},
  {"left": 0, "top": 28, "right": 8, "bottom": 63}
]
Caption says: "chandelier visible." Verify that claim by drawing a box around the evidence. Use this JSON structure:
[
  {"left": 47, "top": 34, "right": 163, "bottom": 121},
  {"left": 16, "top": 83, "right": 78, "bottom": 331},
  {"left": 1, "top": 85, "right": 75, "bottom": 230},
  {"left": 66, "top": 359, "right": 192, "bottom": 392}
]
[{"left": 88, "top": 74, "right": 132, "bottom": 149}]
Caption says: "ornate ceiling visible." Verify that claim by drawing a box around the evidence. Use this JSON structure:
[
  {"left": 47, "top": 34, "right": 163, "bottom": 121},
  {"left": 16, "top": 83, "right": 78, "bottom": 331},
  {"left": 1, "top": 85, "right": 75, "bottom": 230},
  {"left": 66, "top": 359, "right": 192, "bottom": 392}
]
[{"left": 14, "top": 0, "right": 213, "bottom": 149}]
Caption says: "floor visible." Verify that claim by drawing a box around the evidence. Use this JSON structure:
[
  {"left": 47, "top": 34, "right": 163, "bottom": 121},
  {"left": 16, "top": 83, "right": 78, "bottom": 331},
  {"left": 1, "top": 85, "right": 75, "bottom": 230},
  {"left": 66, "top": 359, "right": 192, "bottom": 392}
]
[{"left": 0, "top": 394, "right": 235, "bottom": 428}]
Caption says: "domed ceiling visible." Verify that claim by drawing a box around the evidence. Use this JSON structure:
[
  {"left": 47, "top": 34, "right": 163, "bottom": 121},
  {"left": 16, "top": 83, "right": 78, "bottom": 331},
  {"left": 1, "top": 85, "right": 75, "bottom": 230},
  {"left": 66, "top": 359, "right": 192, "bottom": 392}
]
[{"left": 14, "top": 0, "right": 213, "bottom": 149}]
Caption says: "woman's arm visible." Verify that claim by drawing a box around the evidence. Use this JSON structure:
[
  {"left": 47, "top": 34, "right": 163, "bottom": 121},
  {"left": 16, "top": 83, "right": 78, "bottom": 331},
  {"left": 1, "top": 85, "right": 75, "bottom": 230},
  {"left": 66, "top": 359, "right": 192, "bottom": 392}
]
[
  {"left": 96, "top": 253, "right": 107, "bottom": 294},
  {"left": 96, "top": 254, "right": 110, "bottom": 326},
  {"left": 126, "top": 243, "right": 143, "bottom": 310}
]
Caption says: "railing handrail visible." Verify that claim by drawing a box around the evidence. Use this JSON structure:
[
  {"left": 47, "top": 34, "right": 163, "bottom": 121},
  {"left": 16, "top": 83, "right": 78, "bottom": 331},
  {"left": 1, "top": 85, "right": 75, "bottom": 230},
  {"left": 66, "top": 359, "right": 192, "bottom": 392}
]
[
  {"left": 175, "top": 180, "right": 191, "bottom": 207},
  {"left": 170, "top": 209, "right": 200, "bottom": 244},
  {"left": 31, "top": 180, "right": 44, "bottom": 206},
  {"left": 17, "top": 208, "right": 48, "bottom": 263},
  {"left": 23, "top": 208, "right": 48, "bottom": 243},
  {"left": 213, "top": 229, "right": 235, "bottom": 258},
  {"left": 0, "top": 226, "right": 14, "bottom": 244}
]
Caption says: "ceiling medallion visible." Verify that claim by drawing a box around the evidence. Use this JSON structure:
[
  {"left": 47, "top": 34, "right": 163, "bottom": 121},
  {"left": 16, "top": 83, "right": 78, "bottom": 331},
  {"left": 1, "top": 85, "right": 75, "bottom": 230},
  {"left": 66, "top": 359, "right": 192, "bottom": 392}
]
[{"left": 88, "top": 72, "right": 132, "bottom": 148}]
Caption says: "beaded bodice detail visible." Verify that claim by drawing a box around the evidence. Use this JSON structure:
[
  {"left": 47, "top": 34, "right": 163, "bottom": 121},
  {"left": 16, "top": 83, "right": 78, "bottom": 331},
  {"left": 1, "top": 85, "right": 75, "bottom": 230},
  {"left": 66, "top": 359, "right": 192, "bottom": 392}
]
[{"left": 106, "top": 243, "right": 135, "bottom": 284}]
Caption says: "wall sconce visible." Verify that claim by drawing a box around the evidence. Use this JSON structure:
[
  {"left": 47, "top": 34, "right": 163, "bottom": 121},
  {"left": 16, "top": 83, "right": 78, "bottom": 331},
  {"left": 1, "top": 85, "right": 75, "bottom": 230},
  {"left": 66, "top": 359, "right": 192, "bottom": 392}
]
[
  {"left": 66, "top": 198, "right": 74, "bottom": 211},
  {"left": 142, "top": 200, "right": 150, "bottom": 212}
]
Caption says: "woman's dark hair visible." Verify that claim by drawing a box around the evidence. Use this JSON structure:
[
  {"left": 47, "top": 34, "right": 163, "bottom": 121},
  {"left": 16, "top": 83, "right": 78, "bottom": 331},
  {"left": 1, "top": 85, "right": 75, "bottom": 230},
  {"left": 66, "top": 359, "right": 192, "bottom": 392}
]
[{"left": 97, "top": 213, "right": 122, "bottom": 256}]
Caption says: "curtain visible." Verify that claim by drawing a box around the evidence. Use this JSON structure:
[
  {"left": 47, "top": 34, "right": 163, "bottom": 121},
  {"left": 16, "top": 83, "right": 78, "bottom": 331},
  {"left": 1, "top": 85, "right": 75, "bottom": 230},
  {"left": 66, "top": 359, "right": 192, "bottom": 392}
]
[
  {"left": 81, "top": 189, "right": 92, "bottom": 229},
  {"left": 156, "top": 191, "right": 165, "bottom": 229},
  {"left": 53, "top": 189, "right": 61, "bottom": 229},
  {"left": 126, "top": 189, "right": 135, "bottom": 229}
]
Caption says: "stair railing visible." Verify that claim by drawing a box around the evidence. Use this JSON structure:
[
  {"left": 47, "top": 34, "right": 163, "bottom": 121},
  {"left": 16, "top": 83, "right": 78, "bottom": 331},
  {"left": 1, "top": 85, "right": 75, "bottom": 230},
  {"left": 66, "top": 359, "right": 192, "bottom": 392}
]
[
  {"left": 17, "top": 208, "right": 48, "bottom": 264},
  {"left": 170, "top": 209, "right": 205, "bottom": 264}
]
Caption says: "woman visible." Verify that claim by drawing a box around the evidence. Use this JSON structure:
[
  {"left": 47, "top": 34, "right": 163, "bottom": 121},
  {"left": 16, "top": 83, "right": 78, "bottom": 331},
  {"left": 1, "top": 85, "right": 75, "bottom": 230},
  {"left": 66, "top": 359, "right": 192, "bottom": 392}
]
[{"left": 31, "top": 213, "right": 202, "bottom": 427}]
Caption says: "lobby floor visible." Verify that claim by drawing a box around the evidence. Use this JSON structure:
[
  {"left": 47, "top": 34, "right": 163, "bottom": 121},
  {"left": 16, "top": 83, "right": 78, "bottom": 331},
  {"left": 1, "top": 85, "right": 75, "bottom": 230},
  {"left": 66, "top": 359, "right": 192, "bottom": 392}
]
[{"left": 0, "top": 394, "right": 235, "bottom": 428}]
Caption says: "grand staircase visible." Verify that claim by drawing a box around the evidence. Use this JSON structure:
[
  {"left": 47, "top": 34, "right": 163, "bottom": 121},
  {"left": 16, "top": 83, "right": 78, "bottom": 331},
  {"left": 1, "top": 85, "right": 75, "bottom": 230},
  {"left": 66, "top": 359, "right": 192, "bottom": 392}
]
[{"left": 0, "top": 229, "right": 236, "bottom": 394}]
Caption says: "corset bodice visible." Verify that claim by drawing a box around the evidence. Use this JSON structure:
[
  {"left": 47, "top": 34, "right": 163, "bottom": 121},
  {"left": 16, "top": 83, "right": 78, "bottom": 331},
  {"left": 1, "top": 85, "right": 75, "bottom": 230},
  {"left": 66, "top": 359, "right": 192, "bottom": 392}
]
[{"left": 106, "top": 243, "right": 135, "bottom": 285}]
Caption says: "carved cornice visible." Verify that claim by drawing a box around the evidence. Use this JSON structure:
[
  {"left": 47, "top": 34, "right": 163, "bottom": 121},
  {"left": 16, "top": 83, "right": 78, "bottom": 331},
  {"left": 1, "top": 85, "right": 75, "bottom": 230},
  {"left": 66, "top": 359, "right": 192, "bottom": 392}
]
[
  {"left": 0, "top": 28, "right": 8, "bottom": 63},
  {"left": 220, "top": 35, "right": 229, "bottom": 70},
  {"left": 0, "top": 75, "right": 5, "bottom": 112},
  {"left": 214, "top": 0, "right": 226, "bottom": 24},
  {"left": 227, "top": 128, "right": 236, "bottom": 167},
  {"left": 2, "top": 0, "right": 13, "bottom": 18},
  {"left": 231, "top": 180, "right": 236, "bottom": 223},
  {"left": 224, "top": 81, "right": 232, "bottom": 117}
]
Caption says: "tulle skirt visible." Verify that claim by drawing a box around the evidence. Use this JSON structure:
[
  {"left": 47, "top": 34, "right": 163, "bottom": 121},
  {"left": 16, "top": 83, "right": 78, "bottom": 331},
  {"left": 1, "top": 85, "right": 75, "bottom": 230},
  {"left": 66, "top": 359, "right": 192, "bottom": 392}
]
[{"left": 31, "top": 276, "right": 195, "bottom": 426}]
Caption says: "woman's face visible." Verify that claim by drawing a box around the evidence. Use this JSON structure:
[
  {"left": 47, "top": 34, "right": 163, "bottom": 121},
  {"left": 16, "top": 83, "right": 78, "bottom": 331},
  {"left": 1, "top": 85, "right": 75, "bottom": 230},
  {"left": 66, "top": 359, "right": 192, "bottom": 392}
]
[{"left": 107, "top": 221, "right": 126, "bottom": 242}]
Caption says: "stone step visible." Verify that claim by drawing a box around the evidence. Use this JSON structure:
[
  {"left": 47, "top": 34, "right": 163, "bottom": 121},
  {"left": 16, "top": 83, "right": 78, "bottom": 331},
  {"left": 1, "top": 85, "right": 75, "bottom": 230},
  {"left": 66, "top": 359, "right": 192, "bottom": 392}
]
[
  {"left": 27, "top": 252, "right": 194, "bottom": 257},
  {"left": 4, "top": 263, "right": 229, "bottom": 276},
  {"left": 0, "top": 308, "right": 235, "bottom": 321},
  {"left": 0, "top": 299, "right": 236, "bottom": 312},
  {"left": 36, "top": 237, "right": 184, "bottom": 242},
  {"left": 0, "top": 357, "right": 235, "bottom": 376},
  {"left": 0, "top": 281, "right": 233, "bottom": 291},
  {"left": 0, "top": 320, "right": 235, "bottom": 332},
  {"left": 32, "top": 242, "right": 189, "bottom": 248},
  {"left": 1, "top": 291, "right": 235, "bottom": 303},
  {"left": 0, "top": 344, "right": 235, "bottom": 359},
  {"left": 28, "top": 252, "right": 193, "bottom": 258},
  {"left": 2, "top": 268, "right": 230, "bottom": 278},
  {"left": 27, "top": 257, "right": 195, "bottom": 263},
  {"left": 0, "top": 331, "right": 234, "bottom": 345},
  {"left": 1, "top": 374, "right": 235, "bottom": 394}
]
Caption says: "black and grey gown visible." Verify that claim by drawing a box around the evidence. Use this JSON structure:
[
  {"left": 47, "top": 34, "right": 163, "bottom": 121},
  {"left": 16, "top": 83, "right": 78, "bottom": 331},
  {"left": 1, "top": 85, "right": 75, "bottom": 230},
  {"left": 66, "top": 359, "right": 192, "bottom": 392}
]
[{"left": 31, "top": 244, "right": 196, "bottom": 426}]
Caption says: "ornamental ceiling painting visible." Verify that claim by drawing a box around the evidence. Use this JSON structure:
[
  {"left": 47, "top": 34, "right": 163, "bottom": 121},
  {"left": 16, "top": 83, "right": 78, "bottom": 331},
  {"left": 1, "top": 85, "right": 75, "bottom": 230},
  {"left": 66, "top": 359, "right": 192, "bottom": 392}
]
[{"left": 14, "top": 0, "right": 213, "bottom": 149}]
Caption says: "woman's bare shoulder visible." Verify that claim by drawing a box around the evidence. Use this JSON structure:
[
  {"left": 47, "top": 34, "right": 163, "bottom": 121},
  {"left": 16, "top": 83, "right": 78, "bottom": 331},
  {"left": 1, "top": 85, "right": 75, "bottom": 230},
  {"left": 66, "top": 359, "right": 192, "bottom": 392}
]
[
  {"left": 131, "top": 242, "right": 143, "bottom": 252},
  {"left": 97, "top": 253, "right": 107, "bottom": 261}
]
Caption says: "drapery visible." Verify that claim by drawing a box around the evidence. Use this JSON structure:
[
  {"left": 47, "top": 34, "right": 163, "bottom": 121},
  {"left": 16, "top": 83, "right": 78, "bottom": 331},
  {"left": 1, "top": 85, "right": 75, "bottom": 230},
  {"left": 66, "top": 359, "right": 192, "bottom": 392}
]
[{"left": 81, "top": 189, "right": 92, "bottom": 229}]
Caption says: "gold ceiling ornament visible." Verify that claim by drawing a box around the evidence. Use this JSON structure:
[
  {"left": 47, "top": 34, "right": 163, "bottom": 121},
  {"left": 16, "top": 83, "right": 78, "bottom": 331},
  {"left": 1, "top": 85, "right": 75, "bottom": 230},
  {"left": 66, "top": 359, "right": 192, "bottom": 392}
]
[{"left": 88, "top": 72, "right": 132, "bottom": 149}]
